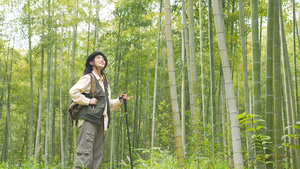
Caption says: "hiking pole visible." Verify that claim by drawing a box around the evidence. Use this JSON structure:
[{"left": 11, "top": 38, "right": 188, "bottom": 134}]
[{"left": 122, "top": 94, "right": 133, "bottom": 169}]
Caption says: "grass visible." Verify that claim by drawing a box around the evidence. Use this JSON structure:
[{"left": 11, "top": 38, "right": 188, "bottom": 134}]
[
  {"left": 131, "top": 147, "right": 229, "bottom": 169},
  {"left": 0, "top": 148, "right": 229, "bottom": 169}
]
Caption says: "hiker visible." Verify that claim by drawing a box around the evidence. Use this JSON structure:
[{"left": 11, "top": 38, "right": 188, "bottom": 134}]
[{"left": 69, "top": 50, "right": 127, "bottom": 169}]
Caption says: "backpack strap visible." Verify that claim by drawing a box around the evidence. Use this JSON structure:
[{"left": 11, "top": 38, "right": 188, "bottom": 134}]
[{"left": 90, "top": 73, "right": 96, "bottom": 111}]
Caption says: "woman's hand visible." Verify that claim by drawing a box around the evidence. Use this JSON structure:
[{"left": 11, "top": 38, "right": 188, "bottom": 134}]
[
  {"left": 119, "top": 93, "right": 127, "bottom": 103},
  {"left": 89, "top": 98, "right": 98, "bottom": 105}
]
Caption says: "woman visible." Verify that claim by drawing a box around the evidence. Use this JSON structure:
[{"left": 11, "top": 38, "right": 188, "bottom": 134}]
[{"left": 69, "top": 50, "right": 127, "bottom": 169}]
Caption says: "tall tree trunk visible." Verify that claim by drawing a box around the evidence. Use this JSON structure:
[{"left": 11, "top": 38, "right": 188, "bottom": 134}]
[
  {"left": 51, "top": 0, "right": 56, "bottom": 159},
  {"left": 137, "top": 52, "right": 143, "bottom": 149},
  {"left": 0, "top": 44, "right": 6, "bottom": 120},
  {"left": 273, "top": 0, "right": 283, "bottom": 167},
  {"left": 265, "top": 0, "right": 274, "bottom": 168},
  {"left": 181, "top": 1, "right": 193, "bottom": 147},
  {"left": 181, "top": 29, "right": 186, "bottom": 154},
  {"left": 3, "top": 46, "right": 11, "bottom": 164},
  {"left": 199, "top": 0, "right": 207, "bottom": 139},
  {"left": 59, "top": 18, "right": 65, "bottom": 168},
  {"left": 145, "top": 50, "right": 150, "bottom": 156},
  {"left": 7, "top": 45, "right": 14, "bottom": 166},
  {"left": 110, "top": 14, "right": 123, "bottom": 169},
  {"left": 188, "top": 0, "right": 199, "bottom": 131},
  {"left": 3, "top": 119, "right": 8, "bottom": 162},
  {"left": 115, "top": 49, "right": 122, "bottom": 168},
  {"left": 45, "top": 0, "right": 54, "bottom": 165},
  {"left": 0, "top": 48, "right": 5, "bottom": 121},
  {"left": 27, "top": 0, "right": 34, "bottom": 160},
  {"left": 251, "top": 0, "right": 263, "bottom": 167},
  {"left": 2, "top": 49, "right": 9, "bottom": 159},
  {"left": 279, "top": 1, "right": 299, "bottom": 167},
  {"left": 220, "top": 70, "right": 227, "bottom": 157},
  {"left": 110, "top": 79, "right": 116, "bottom": 168},
  {"left": 64, "top": 28, "right": 72, "bottom": 165},
  {"left": 292, "top": 0, "right": 298, "bottom": 122},
  {"left": 45, "top": 41, "right": 50, "bottom": 167},
  {"left": 151, "top": 0, "right": 162, "bottom": 150},
  {"left": 95, "top": 0, "right": 99, "bottom": 49},
  {"left": 86, "top": 0, "right": 92, "bottom": 56},
  {"left": 208, "top": 0, "right": 216, "bottom": 149},
  {"left": 132, "top": 52, "right": 140, "bottom": 149},
  {"left": 34, "top": 0, "right": 45, "bottom": 163},
  {"left": 110, "top": 16, "right": 122, "bottom": 169},
  {"left": 211, "top": 0, "right": 244, "bottom": 168},
  {"left": 164, "top": 0, "right": 185, "bottom": 166},
  {"left": 71, "top": 0, "right": 78, "bottom": 162}
]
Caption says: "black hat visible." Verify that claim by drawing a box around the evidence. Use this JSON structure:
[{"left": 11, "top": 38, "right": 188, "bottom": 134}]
[{"left": 86, "top": 50, "right": 108, "bottom": 70}]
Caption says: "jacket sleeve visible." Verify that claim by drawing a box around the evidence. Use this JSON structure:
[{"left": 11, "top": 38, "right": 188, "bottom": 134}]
[
  {"left": 108, "top": 83, "right": 122, "bottom": 111},
  {"left": 69, "top": 75, "right": 91, "bottom": 105}
]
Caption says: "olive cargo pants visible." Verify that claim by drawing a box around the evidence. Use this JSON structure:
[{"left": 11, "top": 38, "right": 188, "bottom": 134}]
[{"left": 75, "top": 120, "right": 105, "bottom": 169}]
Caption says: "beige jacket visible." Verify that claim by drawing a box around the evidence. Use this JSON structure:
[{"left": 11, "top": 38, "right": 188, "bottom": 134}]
[{"left": 69, "top": 71, "right": 122, "bottom": 131}]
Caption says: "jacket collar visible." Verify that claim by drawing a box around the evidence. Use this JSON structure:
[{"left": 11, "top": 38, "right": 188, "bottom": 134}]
[{"left": 92, "top": 71, "right": 103, "bottom": 81}]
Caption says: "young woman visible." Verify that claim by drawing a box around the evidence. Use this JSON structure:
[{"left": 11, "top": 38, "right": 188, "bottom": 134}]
[{"left": 69, "top": 50, "right": 127, "bottom": 169}]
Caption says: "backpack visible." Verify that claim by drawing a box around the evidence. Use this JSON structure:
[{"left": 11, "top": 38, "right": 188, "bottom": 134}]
[{"left": 68, "top": 73, "right": 96, "bottom": 125}]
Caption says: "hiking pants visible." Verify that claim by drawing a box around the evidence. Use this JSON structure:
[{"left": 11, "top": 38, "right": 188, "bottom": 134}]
[{"left": 75, "top": 120, "right": 105, "bottom": 169}]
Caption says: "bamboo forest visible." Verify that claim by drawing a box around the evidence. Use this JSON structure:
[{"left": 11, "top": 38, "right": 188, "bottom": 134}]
[{"left": 1, "top": 0, "right": 300, "bottom": 168}]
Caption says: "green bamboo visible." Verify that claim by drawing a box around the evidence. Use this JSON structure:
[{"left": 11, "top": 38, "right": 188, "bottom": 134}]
[
  {"left": 110, "top": 8, "right": 123, "bottom": 169},
  {"left": 64, "top": 28, "right": 71, "bottom": 165},
  {"left": 292, "top": 0, "right": 298, "bottom": 121},
  {"left": 279, "top": 1, "right": 299, "bottom": 167},
  {"left": 208, "top": 0, "right": 216, "bottom": 149},
  {"left": 211, "top": 0, "right": 244, "bottom": 167},
  {"left": 151, "top": 0, "right": 162, "bottom": 150},
  {"left": 251, "top": 0, "right": 263, "bottom": 167},
  {"left": 273, "top": 0, "right": 283, "bottom": 167},
  {"left": 0, "top": 48, "right": 4, "bottom": 121},
  {"left": 132, "top": 52, "right": 140, "bottom": 149},
  {"left": 199, "top": 0, "right": 206, "bottom": 136},
  {"left": 51, "top": 0, "right": 56, "bottom": 160},
  {"left": 181, "top": 29, "right": 186, "bottom": 154},
  {"left": 164, "top": 0, "right": 185, "bottom": 165},
  {"left": 2, "top": 45, "right": 10, "bottom": 163},
  {"left": 27, "top": 0, "right": 34, "bottom": 159},
  {"left": 71, "top": 0, "right": 78, "bottom": 163},
  {"left": 7, "top": 44, "right": 15, "bottom": 165},
  {"left": 45, "top": 0, "right": 55, "bottom": 163},
  {"left": 34, "top": 0, "right": 45, "bottom": 163},
  {"left": 3, "top": 120, "right": 8, "bottom": 162},
  {"left": 45, "top": 4, "right": 50, "bottom": 164},
  {"left": 95, "top": 0, "right": 99, "bottom": 49},
  {"left": 137, "top": 54, "right": 143, "bottom": 148},
  {"left": 181, "top": 0, "right": 193, "bottom": 128},
  {"left": 181, "top": 0, "right": 194, "bottom": 155},
  {"left": 265, "top": 0, "right": 274, "bottom": 168},
  {"left": 220, "top": 70, "right": 226, "bottom": 154},
  {"left": 296, "top": 21, "right": 300, "bottom": 123},
  {"left": 59, "top": 18, "right": 65, "bottom": 168},
  {"left": 86, "top": 0, "right": 92, "bottom": 56},
  {"left": 188, "top": 0, "right": 199, "bottom": 126}
]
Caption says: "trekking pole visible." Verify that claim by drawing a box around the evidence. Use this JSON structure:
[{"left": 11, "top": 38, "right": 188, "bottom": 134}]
[{"left": 122, "top": 93, "right": 133, "bottom": 169}]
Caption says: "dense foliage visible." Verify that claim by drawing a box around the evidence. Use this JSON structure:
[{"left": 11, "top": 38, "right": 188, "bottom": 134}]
[{"left": 0, "top": 0, "right": 300, "bottom": 168}]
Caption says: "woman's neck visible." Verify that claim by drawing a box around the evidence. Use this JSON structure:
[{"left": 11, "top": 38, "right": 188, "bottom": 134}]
[{"left": 92, "top": 67, "right": 102, "bottom": 76}]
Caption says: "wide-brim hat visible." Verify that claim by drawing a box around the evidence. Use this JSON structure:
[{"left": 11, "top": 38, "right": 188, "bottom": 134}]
[{"left": 86, "top": 50, "right": 108, "bottom": 70}]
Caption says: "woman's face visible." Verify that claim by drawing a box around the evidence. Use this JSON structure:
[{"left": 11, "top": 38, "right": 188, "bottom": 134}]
[{"left": 90, "top": 55, "right": 106, "bottom": 70}]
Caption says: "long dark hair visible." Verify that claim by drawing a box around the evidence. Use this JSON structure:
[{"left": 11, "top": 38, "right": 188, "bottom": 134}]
[{"left": 84, "top": 56, "right": 108, "bottom": 84}]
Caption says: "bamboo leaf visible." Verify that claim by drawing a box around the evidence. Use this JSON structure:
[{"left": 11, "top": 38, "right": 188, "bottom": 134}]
[
  {"left": 237, "top": 112, "right": 246, "bottom": 119},
  {"left": 245, "top": 128, "right": 256, "bottom": 132},
  {"left": 290, "top": 145, "right": 300, "bottom": 149}
]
